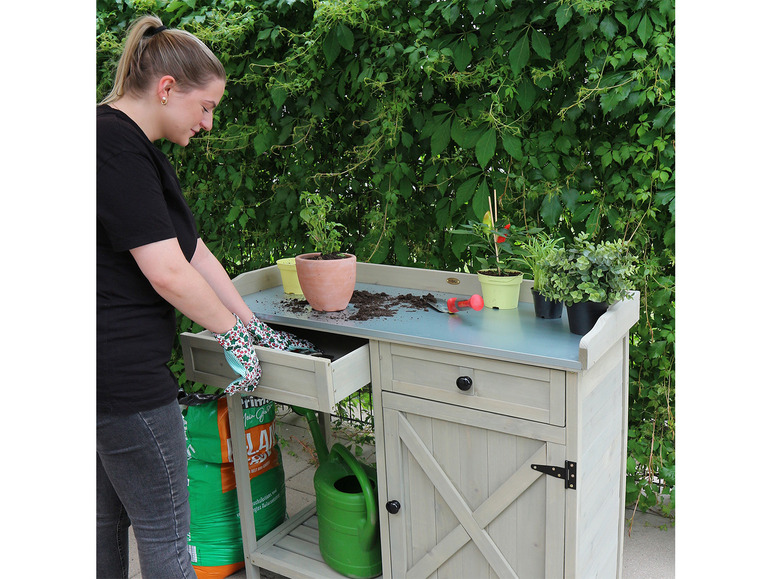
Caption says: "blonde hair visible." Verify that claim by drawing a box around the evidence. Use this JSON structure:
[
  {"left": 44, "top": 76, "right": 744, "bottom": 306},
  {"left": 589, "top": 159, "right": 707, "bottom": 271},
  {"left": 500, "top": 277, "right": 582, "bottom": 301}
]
[{"left": 100, "top": 15, "right": 225, "bottom": 105}]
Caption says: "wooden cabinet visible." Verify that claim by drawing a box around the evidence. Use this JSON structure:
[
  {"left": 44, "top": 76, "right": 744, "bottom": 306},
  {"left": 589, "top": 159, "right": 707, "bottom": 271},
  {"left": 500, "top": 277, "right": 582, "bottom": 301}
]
[
  {"left": 373, "top": 342, "right": 566, "bottom": 577},
  {"left": 371, "top": 337, "right": 632, "bottom": 578},
  {"left": 180, "top": 263, "right": 639, "bottom": 579}
]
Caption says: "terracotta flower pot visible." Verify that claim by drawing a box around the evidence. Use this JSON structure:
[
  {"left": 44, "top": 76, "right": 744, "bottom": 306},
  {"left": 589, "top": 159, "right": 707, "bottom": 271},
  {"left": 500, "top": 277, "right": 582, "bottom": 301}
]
[{"left": 295, "top": 253, "right": 357, "bottom": 312}]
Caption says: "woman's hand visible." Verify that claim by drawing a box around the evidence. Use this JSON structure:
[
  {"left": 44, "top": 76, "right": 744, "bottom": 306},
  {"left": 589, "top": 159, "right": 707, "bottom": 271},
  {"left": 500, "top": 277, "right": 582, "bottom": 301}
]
[
  {"left": 246, "top": 316, "right": 319, "bottom": 352},
  {"left": 213, "top": 315, "right": 261, "bottom": 393}
]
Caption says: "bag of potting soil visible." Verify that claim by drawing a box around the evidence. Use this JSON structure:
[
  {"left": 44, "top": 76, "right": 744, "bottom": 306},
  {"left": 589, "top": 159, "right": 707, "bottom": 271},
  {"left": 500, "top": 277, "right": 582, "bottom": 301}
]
[{"left": 184, "top": 396, "right": 286, "bottom": 579}]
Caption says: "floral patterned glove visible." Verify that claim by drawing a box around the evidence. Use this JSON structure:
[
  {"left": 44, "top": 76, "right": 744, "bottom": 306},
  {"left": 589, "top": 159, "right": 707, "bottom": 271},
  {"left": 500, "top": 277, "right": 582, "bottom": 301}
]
[
  {"left": 213, "top": 316, "right": 261, "bottom": 394},
  {"left": 245, "top": 316, "right": 319, "bottom": 353}
]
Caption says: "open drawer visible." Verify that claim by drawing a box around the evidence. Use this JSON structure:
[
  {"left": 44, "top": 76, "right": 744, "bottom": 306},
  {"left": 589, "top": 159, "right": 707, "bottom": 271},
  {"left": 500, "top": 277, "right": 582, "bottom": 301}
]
[{"left": 180, "top": 325, "right": 371, "bottom": 413}]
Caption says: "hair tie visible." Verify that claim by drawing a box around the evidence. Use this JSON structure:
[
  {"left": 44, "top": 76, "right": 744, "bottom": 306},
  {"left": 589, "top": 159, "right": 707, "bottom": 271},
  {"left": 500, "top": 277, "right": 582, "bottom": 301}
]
[{"left": 146, "top": 25, "right": 167, "bottom": 37}]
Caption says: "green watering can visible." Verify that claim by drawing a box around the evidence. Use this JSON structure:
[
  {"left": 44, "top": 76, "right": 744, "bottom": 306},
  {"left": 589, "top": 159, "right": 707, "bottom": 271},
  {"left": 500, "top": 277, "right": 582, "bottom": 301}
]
[{"left": 292, "top": 407, "right": 382, "bottom": 579}]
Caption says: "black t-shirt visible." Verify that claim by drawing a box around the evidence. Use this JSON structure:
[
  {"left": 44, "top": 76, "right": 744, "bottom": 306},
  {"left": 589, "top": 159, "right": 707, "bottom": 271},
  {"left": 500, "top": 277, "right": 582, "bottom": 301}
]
[{"left": 97, "top": 105, "right": 198, "bottom": 414}]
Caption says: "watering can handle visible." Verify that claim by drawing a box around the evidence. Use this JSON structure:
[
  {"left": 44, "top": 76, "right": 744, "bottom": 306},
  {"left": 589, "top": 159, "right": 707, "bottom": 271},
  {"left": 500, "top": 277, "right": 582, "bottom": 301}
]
[{"left": 329, "top": 443, "right": 379, "bottom": 551}]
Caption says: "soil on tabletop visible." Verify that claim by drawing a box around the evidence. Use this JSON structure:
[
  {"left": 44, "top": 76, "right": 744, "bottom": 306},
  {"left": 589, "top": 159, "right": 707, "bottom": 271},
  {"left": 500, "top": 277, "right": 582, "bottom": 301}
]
[{"left": 280, "top": 290, "right": 440, "bottom": 321}]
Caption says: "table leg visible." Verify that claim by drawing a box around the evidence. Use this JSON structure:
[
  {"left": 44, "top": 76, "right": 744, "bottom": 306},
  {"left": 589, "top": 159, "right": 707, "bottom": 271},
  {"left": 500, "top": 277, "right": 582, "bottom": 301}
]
[{"left": 226, "top": 393, "right": 263, "bottom": 579}]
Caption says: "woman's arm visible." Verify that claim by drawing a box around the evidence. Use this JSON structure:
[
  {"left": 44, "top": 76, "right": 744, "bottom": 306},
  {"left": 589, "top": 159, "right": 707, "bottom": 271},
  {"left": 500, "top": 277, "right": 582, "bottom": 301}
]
[
  {"left": 186, "top": 239, "right": 318, "bottom": 353},
  {"left": 130, "top": 238, "right": 238, "bottom": 334},
  {"left": 189, "top": 239, "right": 254, "bottom": 322}
]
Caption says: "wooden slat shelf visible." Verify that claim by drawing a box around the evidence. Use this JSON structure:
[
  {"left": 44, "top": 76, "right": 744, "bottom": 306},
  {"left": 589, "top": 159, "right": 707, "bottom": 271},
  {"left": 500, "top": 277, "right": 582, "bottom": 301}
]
[{"left": 251, "top": 503, "right": 382, "bottom": 579}]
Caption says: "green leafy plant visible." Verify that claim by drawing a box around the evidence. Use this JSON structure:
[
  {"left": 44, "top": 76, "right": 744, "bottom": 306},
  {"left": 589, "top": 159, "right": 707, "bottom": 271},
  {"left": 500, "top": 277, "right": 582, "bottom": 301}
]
[
  {"left": 541, "top": 233, "right": 637, "bottom": 307},
  {"left": 517, "top": 233, "right": 564, "bottom": 293},
  {"left": 299, "top": 191, "right": 346, "bottom": 257},
  {"left": 450, "top": 195, "right": 527, "bottom": 275}
]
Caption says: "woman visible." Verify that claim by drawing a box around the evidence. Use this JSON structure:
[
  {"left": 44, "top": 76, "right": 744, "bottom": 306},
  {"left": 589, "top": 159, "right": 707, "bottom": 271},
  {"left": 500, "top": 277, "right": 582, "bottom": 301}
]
[{"left": 97, "top": 15, "right": 312, "bottom": 578}]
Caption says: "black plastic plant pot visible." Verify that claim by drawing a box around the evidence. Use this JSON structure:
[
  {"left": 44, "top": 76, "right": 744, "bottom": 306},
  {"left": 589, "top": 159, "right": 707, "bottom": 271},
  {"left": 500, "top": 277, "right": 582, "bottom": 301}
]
[
  {"left": 531, "top": 288, "right": 564, "bottom": 319},
  {"left": 566, "top": 301, "right": 609, "bottom": 335}
]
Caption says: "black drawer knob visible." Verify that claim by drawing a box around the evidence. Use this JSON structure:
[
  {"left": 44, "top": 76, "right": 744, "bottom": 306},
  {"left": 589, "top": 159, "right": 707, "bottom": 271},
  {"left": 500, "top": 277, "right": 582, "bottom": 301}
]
[
  {"left": 456, "top": 376, "right": 473, "bottom": 391},
  {"left": 385, "top": 500, "right": 401, "bottom": 514}
]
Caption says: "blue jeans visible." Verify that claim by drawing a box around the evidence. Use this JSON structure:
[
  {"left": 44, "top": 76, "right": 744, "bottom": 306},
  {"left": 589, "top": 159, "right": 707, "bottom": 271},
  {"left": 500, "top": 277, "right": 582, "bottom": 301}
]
[{"left": 97, "top": 399, "right": 195, "bottom": 579}]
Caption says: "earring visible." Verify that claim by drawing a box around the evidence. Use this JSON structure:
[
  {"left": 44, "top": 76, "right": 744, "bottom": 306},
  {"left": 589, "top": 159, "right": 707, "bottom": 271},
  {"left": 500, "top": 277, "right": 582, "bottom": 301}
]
[{"left": 161, "top": 96, "right": 168, "bottom": 105}]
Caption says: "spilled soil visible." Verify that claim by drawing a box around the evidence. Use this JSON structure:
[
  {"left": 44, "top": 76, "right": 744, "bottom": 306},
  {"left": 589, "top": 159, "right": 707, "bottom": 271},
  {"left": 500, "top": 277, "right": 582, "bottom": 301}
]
[{"left": 281, "top": 290, "right": 440, "bottom": 321}]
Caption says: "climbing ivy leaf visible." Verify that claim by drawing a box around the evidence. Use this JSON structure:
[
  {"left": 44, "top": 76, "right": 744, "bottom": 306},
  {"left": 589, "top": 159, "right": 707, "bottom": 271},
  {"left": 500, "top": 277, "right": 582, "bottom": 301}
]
[
  {"left": 516, "top": 78, "right": 536, "bottom": 111},
  {"left": 540, "top": 193, "right": 562, "bottom": 227},
  {"left": 430, "top": 118, "right": 452, "bottom": 157},
  {"left": 394, "top": 234, "right": 409, "bottom": 264},
  {"left": 442, "top": 2, "right": 460, "bottom": 25},
  {"left": 600, "top": 16, "right": 619, "bottom": 40},
  {"left": 336, "top": 24, "right": 354, "bottom": 52},
  {"left": 451, "top": 118, "right": 482, "bottom": 149},
  {"left": 502, "top": 133, "right": 523, "bottom": 161},
  {"left": 531, "top": 30, "right": 551, "bottom": 60},
  {"left": 472, "top": 179, "right": 491, "bottom": 219},
  {"left": 253, "top": 133, "right": 271, "bottom": 155},
  {"left": 323, "top": 31, "right": 340, "bottom": 65},
  {"left": 508, "top": 33, "right": 530, "bottom": 76},
  {"left": 456, "top": 175, "right": 480, "bottom": 206},
  {"left": 453, "top": 41, "right": 473, "bottom": 71},
  {"left": 556, "top": 4, "right": 572, "bottom": 29},
  {"left": 637, "top": 13, "right": 653, "bottom": 45},
  {"left": 270, "top": 87, "right": 287, "bottom": 108},
  {"left": 475, "top": 128, "right": 497, "bottom": 168}
]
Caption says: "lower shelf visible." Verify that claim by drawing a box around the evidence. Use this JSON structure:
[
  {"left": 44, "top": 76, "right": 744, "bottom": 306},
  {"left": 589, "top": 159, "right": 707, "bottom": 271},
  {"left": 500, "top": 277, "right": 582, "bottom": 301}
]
[{"left": 251, "top": 503, "right": 383, "bottom": 579}]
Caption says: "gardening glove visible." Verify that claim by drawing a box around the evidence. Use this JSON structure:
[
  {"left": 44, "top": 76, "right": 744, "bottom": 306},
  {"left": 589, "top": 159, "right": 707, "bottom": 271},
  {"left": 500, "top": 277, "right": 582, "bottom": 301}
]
[
  {"left": 245, "top": 315, "right": 321, "bottom": 354},
  {"left": 213, "top": 315, "right": 261, "bottom": 394}
]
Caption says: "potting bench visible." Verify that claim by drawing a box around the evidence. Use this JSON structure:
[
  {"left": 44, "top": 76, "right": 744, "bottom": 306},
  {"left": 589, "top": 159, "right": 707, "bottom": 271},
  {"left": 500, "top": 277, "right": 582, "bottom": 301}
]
[{"left": 180, "top": 263, "right": 639, "bottom": 578}]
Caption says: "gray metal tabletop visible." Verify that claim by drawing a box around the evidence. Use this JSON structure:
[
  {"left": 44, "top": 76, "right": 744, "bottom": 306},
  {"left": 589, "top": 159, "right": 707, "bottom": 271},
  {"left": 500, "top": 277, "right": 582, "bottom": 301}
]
[{"left": 244, "top": 282, "right": 584, "bottom": 371}]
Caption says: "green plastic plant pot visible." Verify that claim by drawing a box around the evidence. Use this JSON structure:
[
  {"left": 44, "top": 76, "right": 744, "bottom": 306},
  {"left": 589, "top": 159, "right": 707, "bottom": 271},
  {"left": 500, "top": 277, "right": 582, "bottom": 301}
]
[
  {"left": 276, "top": 257, "right": 304, "bottom": 296},
  {"left": 477, "top": 270, "right": 524, "bottom": 309}
]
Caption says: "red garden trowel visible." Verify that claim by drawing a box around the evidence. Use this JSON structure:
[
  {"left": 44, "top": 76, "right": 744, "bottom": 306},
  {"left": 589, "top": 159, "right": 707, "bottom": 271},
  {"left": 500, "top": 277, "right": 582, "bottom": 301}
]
[{"left": 426, "top": 294, "right": 484, "bottom": 314}]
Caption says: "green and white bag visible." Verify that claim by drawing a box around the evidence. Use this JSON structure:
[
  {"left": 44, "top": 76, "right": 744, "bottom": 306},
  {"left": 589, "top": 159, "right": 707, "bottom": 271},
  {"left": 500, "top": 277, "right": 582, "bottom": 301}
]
[{"left": 184, "top": 396, "right": 286, "bottom": 579}]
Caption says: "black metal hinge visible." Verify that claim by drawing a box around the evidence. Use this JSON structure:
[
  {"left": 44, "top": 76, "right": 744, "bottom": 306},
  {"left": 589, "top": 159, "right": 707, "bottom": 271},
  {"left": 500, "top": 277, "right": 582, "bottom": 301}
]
[{"left": 531, "top": 460, "right": 577, "bottom": 490}]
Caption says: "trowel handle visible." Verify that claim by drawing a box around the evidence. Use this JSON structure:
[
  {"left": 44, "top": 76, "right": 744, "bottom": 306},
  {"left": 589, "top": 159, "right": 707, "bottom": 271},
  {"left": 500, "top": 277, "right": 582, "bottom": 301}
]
[{"left": 447, "top": 294, "right": 484, "bottom": 313}]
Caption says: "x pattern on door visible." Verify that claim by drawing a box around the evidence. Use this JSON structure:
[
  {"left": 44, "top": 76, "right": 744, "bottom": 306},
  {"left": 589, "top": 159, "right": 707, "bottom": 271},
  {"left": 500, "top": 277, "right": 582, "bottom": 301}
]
[{"left": 397, "top": 413, "right": 549, "bottom": 579}]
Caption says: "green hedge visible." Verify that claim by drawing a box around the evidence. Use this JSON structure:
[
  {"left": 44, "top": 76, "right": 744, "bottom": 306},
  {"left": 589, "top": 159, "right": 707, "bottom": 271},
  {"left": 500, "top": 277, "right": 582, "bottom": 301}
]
[{"left": 97, "top": 0, "right": 675, "bottom": 514}]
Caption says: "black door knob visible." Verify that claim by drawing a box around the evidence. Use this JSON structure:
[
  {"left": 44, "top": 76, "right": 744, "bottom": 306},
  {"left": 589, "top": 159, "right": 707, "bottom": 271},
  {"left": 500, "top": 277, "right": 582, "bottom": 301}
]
[
  {"left": 456, "top": 376, "right": 473, "bottom": 391},
  {"left": 385, "top": 500, "right": 401, "bottom": 514}
]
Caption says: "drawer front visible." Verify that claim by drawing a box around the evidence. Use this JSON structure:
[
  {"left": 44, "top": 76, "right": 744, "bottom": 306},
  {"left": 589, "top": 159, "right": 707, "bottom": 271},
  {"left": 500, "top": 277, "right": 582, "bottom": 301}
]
[
  {"left": 380, "top": 342, "right": 565, "bottom": 426},
  {"left": 180, "top": 327, "right": 371, "bottom": 413}
]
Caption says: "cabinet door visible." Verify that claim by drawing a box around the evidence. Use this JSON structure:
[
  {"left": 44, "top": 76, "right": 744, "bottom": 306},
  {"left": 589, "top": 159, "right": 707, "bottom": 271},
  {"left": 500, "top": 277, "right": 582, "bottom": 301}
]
[{"left": 382, "top": 392, "right": 566, "bottom": 579}]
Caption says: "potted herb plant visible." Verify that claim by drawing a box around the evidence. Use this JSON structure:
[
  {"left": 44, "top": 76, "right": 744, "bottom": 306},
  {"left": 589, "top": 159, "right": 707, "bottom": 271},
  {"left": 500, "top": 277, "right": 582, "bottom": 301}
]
[
  {"left": 294, "top": 191, "right": 356, "bottom": 312},
  {"left": 539, "top": 233, "right": 637, "bottom": 334},
  {"left": 518, "top": 233, "right": 564, "bottom": 319},
  {"left": 451, "top": 196, "right": 526, "bottom": 309}
]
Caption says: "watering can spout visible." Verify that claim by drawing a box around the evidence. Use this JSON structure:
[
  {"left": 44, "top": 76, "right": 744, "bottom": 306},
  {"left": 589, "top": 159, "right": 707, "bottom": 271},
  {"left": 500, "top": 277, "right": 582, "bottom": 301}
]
[{"left": 291, "top": 405, "right": 330, "bottom": 464}]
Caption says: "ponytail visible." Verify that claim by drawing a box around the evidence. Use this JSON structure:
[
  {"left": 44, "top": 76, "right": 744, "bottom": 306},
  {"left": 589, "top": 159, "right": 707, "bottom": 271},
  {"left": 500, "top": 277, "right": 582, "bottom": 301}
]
[{"left": 100, "top": 15, "right": 225, "bottom": 105}]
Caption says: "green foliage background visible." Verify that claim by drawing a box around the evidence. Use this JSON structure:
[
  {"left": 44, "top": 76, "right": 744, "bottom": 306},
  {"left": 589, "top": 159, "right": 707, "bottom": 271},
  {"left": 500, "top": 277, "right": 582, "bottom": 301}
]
[{"left": 97, "top": 0, "right": 675, "bottom": 513}]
